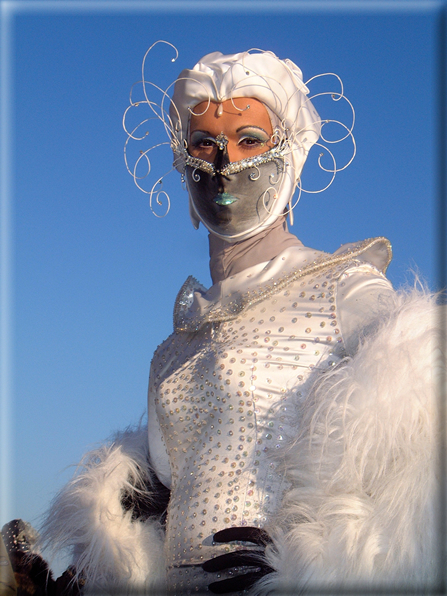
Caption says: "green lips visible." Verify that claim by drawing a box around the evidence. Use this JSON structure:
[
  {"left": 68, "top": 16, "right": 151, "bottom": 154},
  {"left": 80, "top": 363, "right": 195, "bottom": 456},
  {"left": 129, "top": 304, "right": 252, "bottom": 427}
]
[{"left": 214, "top": 193, "right": 238, "bottom": 206}]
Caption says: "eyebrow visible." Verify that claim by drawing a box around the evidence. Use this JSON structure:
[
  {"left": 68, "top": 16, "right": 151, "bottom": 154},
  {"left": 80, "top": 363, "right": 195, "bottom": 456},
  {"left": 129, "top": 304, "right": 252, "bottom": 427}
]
[
  {"left": 189, "top": 126, "right": 270, "bottom": 137},
  {"left": 236, "top": 125, "right": 270, "bottom": 135}
]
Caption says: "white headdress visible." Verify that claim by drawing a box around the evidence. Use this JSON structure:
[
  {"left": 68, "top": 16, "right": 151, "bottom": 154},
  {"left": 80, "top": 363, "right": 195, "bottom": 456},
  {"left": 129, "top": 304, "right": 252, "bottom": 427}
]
[{"left": 123, "top": 42, "right": 355, "bottom": 239}]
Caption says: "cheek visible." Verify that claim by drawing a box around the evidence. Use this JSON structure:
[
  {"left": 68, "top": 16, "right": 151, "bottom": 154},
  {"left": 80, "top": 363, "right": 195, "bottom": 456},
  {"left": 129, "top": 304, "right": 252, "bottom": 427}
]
[
  {"left": 185, "top": 159, "right": 283, "bottom": 236},
  {"left": 186, "top": 168, "right": 220, "bottom": 218},
  {"left": 227, "top": 141, "right": 273, "bottom": 163},
  {"left": 188, "top": 145, "right": 217, "bottom": 161}
]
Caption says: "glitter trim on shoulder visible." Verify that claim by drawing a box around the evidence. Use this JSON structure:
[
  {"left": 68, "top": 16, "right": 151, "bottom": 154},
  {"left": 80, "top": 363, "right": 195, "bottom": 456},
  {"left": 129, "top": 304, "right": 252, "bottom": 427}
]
[
  {"left": 173, "top": 275, "right": 208, "bottom": 331},
  {"left": 174, "top": 237, "right": 392, "bottom": 332}
]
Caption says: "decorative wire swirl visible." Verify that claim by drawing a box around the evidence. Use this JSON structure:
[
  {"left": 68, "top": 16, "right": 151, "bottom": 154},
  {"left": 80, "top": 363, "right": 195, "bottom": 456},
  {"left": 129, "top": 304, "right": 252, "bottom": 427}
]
[
  {"left": 249, "top": 166, "right": 261, "bottom": 181},
  {"left": 269, "top": 167, "right": 281, "bottom": 186},
  {"left": 298, "top": 72, "right": 356, "bottom": 191},
  {"left": 260, "top": 186, "right": 280, "bottom": 215},
  {"left": 123, "top": 40, "right": 179, "bottom": 217}
]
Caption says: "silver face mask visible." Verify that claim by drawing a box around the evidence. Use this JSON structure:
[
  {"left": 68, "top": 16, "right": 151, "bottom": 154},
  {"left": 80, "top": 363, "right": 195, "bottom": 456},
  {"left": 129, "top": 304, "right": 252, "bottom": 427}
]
[{"left": 185, "top": 135, "right": 287, "bottom": 240}]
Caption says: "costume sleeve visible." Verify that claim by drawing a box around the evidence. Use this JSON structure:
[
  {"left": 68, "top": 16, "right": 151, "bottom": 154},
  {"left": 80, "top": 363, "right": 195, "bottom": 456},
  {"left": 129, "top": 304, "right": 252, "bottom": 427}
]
[{"left": 335, "top": 262, "right": 394, "bottom": 355}]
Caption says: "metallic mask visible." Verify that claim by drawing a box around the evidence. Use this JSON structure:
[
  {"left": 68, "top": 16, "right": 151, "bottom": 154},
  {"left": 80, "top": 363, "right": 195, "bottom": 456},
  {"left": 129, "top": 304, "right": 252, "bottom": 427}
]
[{"left": 185, "top": 134, "right": 288, "bottom": 240}]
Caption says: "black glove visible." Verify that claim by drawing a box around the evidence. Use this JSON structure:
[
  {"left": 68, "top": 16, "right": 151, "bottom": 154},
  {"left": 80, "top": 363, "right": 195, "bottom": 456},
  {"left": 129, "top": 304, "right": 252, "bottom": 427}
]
[
  {"left": 1, "top": 520, "right": 84, "bottom": 596},
  {"left": 1, "top": 519, "right": 54, "bottom": 596},
  {"left": 202, "top": 527, "right": 274, "bottom": 594}
]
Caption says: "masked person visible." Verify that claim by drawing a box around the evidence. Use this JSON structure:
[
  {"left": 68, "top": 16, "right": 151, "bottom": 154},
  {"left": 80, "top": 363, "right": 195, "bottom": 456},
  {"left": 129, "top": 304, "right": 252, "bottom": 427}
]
[
  {"left": 146, "top": 48, "right": 395, "bottom": 595},
  {"left": 34, "top": 46, "right": 442, "bottom": 595}
]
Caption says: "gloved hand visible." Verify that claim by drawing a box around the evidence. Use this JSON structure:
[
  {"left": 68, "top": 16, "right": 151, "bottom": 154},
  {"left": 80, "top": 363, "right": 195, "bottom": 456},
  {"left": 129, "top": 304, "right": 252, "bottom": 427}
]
[
  {"left": 1, "top": 520, "right": 84, "bottom": 596},
  {"left": 202, "top": 527, "right": 274, "bottom": 594}
]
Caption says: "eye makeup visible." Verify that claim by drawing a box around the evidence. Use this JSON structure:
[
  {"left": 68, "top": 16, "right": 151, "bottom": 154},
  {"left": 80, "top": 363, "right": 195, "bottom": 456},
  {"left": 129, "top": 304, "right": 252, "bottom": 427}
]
[
  {"left": 236, "top": 126, "right": 270, "bottom": 144},
  {"left": 190, "top": 126, "right": 270, "bottom": 148},
  {"left": 190, "top": 130, "right": 216, "bottom": 148}
]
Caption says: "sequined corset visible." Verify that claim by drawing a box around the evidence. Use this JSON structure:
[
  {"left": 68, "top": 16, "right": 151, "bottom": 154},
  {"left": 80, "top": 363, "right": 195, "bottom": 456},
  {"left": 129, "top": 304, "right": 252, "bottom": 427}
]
[
  {"left": 150, "top": 267, "right": 347, "bottom": 587},
  {"left": 148, "top": 239, "right": 392, "bottom": 592}
]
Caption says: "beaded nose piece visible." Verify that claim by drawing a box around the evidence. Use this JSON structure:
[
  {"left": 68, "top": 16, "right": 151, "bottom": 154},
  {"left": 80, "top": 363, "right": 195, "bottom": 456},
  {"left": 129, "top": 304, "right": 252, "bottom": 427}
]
[
  {"left": 215, "top": 133, "right": 228, "bottom": 151},
  {"left": 213, "top": 133, "right": 229, "bottom": 173}
]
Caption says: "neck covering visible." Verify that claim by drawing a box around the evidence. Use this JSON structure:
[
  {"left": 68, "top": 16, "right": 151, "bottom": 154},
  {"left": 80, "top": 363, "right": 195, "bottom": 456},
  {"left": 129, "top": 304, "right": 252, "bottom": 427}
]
[{"left": 209, "top": 216, "right": 302, "bottom": 284}]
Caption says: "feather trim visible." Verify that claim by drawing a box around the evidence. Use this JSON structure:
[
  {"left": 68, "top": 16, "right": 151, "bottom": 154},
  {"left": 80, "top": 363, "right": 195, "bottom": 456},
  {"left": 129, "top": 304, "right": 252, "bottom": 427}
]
[
  {"left": 39, "top": 426, "right": 167, "bottom": 593},
  {"left": 256, "top": 286, "right": 445, "bottom": 594}
]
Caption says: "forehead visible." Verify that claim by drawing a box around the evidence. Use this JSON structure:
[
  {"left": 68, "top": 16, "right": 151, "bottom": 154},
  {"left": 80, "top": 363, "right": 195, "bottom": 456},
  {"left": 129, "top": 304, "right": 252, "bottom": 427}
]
[{"left": 189, "top": 97, "right": 272, "bottom": 134}]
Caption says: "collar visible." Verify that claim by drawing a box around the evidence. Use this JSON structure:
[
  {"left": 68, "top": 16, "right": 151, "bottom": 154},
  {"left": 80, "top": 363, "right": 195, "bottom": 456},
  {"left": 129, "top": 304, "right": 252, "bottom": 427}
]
[{"left": 174, "top": 237, "right": 392, "bottom": 333}]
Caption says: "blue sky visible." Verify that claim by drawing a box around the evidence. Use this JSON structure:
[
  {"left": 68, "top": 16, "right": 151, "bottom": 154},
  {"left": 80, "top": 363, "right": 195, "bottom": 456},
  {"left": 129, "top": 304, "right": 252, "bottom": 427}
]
[{"left": 0, "top": 0, "right": 445, "bottom": 571}]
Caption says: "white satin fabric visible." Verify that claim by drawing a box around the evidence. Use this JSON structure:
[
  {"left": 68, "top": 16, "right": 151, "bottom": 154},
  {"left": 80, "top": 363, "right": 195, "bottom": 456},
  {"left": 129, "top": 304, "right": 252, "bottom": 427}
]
[{"left": 148, "top": 238, "right": 393, "bottom": 594}]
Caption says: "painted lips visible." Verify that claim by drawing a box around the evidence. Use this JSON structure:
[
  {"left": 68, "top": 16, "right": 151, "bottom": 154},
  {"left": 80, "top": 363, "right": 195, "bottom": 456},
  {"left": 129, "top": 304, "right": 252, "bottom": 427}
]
[{"left": 214, "top": 193, "right": 238, "bottom": 206}]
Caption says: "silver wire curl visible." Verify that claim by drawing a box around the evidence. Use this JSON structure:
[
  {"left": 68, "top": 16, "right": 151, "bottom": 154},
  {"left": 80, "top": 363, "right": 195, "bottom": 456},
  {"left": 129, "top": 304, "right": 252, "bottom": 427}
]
[
  {"left": 123, "top": 41, "right": 180, "bottom": 217},
  {"left": 249, "top": 166, "right": 261, "bottom": 181},
  {"left": 269, "top": 166, "right": 281, "bottom": 186},
  {"left": 149, "top": 182, "right": 171, "bottom": 219},
  {"left": 296, "top": 72, "right": 356, "bottom": 192}
]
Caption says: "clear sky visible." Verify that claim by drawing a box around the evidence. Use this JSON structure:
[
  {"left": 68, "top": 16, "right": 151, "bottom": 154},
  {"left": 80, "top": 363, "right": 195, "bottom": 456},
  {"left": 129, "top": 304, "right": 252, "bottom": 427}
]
[{"left": 0, "top": 0, "right": 445, "bottom": 572}]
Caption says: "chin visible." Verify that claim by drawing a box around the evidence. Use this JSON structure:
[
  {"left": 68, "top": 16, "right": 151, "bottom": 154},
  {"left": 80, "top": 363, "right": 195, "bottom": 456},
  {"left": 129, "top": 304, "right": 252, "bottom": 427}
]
[{"left": 212, "top": 209, "right": 233, "bottom": 225}]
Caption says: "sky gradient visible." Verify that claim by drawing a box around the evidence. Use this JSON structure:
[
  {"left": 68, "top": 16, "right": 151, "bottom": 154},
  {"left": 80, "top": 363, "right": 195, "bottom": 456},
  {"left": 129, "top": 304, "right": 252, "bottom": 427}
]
[{"left": 1, "top": 0, "right": 445, "bottom": 572}]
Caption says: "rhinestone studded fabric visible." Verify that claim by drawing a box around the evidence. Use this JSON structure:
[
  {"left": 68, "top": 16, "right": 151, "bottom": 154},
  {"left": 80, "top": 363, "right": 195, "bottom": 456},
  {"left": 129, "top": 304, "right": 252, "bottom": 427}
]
[{"left": 149, "top": 238, "right": 392, "bottom": 594}]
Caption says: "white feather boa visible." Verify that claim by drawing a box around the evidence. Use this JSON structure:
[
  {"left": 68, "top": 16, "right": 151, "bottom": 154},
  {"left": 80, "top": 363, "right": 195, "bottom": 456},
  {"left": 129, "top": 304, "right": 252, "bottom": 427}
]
[
  {"left": 41, "top": 288, "right": 445, "bottom": 594},
  {"left": 257, "top": 287, "right": 445, "bottom": 594},
  {"left": 40, "top": 427, "right": 167, "bottom": 593}
]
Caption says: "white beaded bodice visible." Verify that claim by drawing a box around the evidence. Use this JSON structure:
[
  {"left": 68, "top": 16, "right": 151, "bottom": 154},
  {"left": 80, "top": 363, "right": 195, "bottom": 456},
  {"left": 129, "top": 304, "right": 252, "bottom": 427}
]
[{"left": 148, "top": 239, "right": 393, "bottom": 593}]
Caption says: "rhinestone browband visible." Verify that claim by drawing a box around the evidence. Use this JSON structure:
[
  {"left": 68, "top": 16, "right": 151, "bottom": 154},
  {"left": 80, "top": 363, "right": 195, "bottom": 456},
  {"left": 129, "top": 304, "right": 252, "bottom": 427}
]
[{"left": 182, "top": 144, "right": 287, "bottom": 177}]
